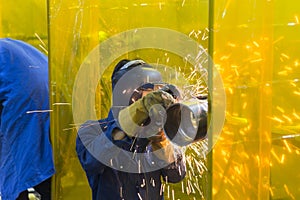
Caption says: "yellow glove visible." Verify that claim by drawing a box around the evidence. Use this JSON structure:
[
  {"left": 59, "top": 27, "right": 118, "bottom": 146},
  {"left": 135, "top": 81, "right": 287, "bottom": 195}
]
[{"left": 118, "top": 90, "right": 175, "bottom": 137}]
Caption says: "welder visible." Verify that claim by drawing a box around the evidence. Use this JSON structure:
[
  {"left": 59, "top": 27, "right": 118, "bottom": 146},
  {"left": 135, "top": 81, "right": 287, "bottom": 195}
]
[{"left": 76, "top": 59, "right": 186, "bottom": 200}]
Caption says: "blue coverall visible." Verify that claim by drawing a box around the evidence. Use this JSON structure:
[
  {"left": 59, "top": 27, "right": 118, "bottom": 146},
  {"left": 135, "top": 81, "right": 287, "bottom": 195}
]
[{"left": 76, "top": 110, "right": 186, "bottom": 200}]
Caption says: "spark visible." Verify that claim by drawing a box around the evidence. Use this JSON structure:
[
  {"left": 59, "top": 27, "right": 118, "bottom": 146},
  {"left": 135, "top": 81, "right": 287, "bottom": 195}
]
[
  {"left": 138, "top": 159, "right": 141, "bottom": 173},
  {"left": 160, "top": 183, "right": 165, "bottom": 196},
  {"left": 220, "top": 55, "right": 230, "bottom": 61},
  {"left": 186, "top": 185, "right": 190, "bottom": 195},
  {"left": 52, "top": 102, "right": 71, "bottom": 105},
  {"left": 222, "top": 9, "right": 227, "bottom": 18},
  {"left": 38, "top": 44, "right": 48, "bottom": 54},
  {"left": 181, "top": 0, "right": 186, "bottom": 7},
  {"left": 172, "top": 189, "right": 175, "bottom": 200},
  {"left": 290, "top": 81, "right": 297, "bottom": 87},
  {"left": 225, "top": 189, "right": 235, "bottom": 200},
  {"left": 287, "top": 22, "right": 296, "bottom": 26},
  {"left": 187, "top": 157, "right": 195, "bottom": 176},
  {"left": 250, "top": 58, "right": 263, "bottom": 63},
  {"left": 278, "top": 70, "right": 288, "bottom": 76},
  {"left": 188, "top": 30, "right": 195, "bottom": 37},
  {"left": 120, "top": 187, "right": 123, "bottom": 198},
  {"left": 245, "top": 44, "right": 251, "bottom": 49},
  {"left": 282, "top": 115, "right": 292, "bottom": 123},
  {"left": 281, "top": 53, "right": 290, "bottom": 59},
  {"left": 254, "top": 51, "right": 261, "bottom": 56},
  {"left": 187, "top": 179, "right": 195, "bottom": 193},
  {"left": 222, "top": 0, "right": 232, "bottom": 18},
  {"left": 238, "top": 24, "right": 248, "bottom": 28},
  {"left": 276, "top": 106, "right": 285, "bottom": 113},
  {"left": 227, "top": 87, "right": 233, "bottom": 94},
  {"left": 253, "top": 41, "right": 260, "bottom": 47},
  {"left": 34, "top": 33, "right": 46, "bottom": 47},
  {"left": 269, "top": 187, "right": 274, "bottom": 197},
  {"left": 227, "top": 42, "right": 236, "bottom": 47},
  {"left": 137, "top": 192, "right": 143, "bottom": 200},
  {"left": 280, "top": 154, "right": 285, "bottom": 164},
  {"left": 283, "top": 140, "right": 292, "bottom": 153},
  {"left": 243, "top": 102, "right": 247, "bottom": 109},
  {"left": 273, "top": 36, "right": 284, "bottom": 44},
  {"left": 141, "top": 179, "right": 145, "bottom": 188},
  {"left": 284, "top": 184, "right": 296, "bottom": 199},
  {"left": 26, "top": 110, "right": 52, "bottom": 114},
  {"left": 293, "top": 91, "right": 300, "bottom": 96},
  {"left": 178, "top": 165, "right": 182, "bottom": 176},
  {"left": 256, "top": 155, "right": 260, "bottom": 167},
  {"left": 271, "top": 149, "right": 281, "bottom": 163},
  {"left": 292, "top": 111, "right": 300, "bottom": 119},
  {"left": 193, "top": 181, "right": 202, "bottom": 195},
  {"left": 295, "top": 15, "right": 299, "bottom": 24},
  {"left": 62, "top": 126, "right": 78, "bottom": 131},
  {"left": 213, "top": 188, "right": 217, "bottom": 195},
  {"left": 282, "top": 134, "right": 300, "bottom": 139},
  {"left": 151, "top": 177, "right": 155, "bottom": 187},
  {"left": 201, "top": 32, "right": 208, "bottom": 41}
]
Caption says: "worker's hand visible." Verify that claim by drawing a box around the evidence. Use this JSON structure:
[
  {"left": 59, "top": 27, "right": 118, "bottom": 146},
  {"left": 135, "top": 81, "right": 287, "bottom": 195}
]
[
  {"left": 150, "top": 130, "right": 176, "bottom": 163},
  {"left": 142, "top": 90, "right": 176, "bottom": 111},
  {"left": 159, "top": 84, "right": 181, "bottom": 100},
  {"left": 149, "top": 130, "right": 167, "bottom": 149},
  {"left": 118, "top": 90, "right": 175, "bottom": 138}
]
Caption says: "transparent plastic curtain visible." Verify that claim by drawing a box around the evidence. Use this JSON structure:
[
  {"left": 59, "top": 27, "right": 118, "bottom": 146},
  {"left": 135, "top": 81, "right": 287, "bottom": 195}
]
[
  {"left": 48, "top": 0, "right": 210, "bottom": 199},
  {"left": 212, "top": 0, "right": 300, "bottom": 199},
  {"left": 0, "top": 0, "right": 48, "bottom": 50},
  {"left": 1, "top": 0, "right": 299, "bottom": 199}
]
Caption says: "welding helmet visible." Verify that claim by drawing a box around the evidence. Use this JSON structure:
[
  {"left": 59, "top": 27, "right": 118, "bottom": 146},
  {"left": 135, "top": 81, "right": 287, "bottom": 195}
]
[{"left": 111, "top": 59, "right": 163, "bottom": 107}]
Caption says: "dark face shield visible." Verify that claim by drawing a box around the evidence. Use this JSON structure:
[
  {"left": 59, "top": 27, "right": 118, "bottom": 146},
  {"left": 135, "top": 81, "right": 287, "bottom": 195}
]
[{"left": 112, "top": 66, "right": 163, "bottom": 107}]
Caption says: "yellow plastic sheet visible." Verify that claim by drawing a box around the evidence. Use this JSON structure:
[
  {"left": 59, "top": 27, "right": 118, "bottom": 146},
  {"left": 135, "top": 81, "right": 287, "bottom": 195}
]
[
  {"left": 1, "top": 0, "right": 299, "bottom": 199},
  {"left": 49, "top": 0, "right": 209, "bottom": 199},
  {"left": 213, "top": 0, "right": 300, "bottom": 199}
]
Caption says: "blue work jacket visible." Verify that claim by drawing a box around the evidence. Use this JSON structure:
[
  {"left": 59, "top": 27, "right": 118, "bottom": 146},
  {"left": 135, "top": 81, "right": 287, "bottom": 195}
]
[
  {"left": 0, "top": 38, "right": 55, "bottom": 200},
  {"left": 76, "top": 110, "right": 186, "bottom": 200}
]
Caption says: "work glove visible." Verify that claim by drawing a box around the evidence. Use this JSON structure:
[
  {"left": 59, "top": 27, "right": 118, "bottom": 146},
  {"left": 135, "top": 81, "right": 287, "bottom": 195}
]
[
  {"left": 150, "top": 130, "right": 176, "bottom": 163},
  {"left": 118, "top": 90, "right": 176, "bottom": 138}
]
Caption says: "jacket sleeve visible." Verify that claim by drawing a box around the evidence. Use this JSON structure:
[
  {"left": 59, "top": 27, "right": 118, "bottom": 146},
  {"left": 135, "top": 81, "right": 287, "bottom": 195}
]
[
  {"left": 161, "top": 147, "right": 186, "bottom": 183},
  {"left": 76, "top": 120, "right": 127, "bottom": 176}
]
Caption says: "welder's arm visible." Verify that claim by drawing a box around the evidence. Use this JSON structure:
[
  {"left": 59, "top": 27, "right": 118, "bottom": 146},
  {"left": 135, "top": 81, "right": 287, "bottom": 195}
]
[
  {"left": 161, "top": 146, "right": 186, "bottom": 183},
  {"left": 76, "top": 120, "right": 111, "bottom": 174},
  {"left": 76, "top": 120, "right": 129, "bottom": 175},
  {"left": 150, "top": 132, "right": 186, "bottom": 183}
]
